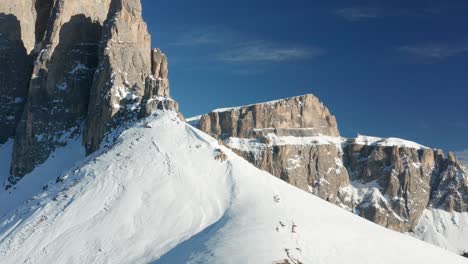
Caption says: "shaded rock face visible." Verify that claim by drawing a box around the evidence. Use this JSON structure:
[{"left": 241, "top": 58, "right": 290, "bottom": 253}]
[
  {"left": 3, "top": 0, "right": 179, "bottom": 186},
  {"left": 0, "top": 0, "right": 38, "bottom": 53},
  {"left": 195, "top": 94, "right": 468, "bottom": 234},
  {"left": 342, "top": 144, "right": 467, "bottom": 232},
  {"left": 0, "top": 13, "right": 33, "bottom": 144},
  {"left": 0, "top": 0, "right": 55, "bottom": 146},
  {"left": 199, "top": 94, "right": 339, "bottom": 140},
  {"left": 342, "top": 144, "right": 434, "bottom": 231},
  {"left": 10, "top": 0, "right": 110, "bottom": 181},
  {"left": 430, "top": 152, "right": 468, "bottom": 213}
]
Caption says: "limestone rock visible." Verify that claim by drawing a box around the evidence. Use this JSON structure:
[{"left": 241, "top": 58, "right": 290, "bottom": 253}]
[
  {"left": 139, "top": 49, "right": 178, "bottom": 118},
  {"left": 9, "top": 0, "right": 112, "bottom": 182},
  {"left": 0, "top": 0, "right": 38, "bottom": 53},
  {"left": 198, "top": 94, "right": 347, "bottom": 205},
  {"left": 342, "top": 143, "right": 434, "bottom": 231},
  {"left": 84, "top": 0, "right": 152, "bottom": 154},
  {"left": 194, "top": 94, "right": 468, "bottom": 235},
  {"left": 229, "top": 137, "right": 349, "bottom": 203},
  {"left": 0, "top": 12, "right": 33, "bottom": 144},
  {"left": 199, "top": 94, "right": 339, "bottom": 140}
]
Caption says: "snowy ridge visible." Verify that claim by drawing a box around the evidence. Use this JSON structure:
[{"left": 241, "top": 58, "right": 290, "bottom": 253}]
[
  {"left": 352, "top": 135, "right": 429, "bottom": 149},
  {"left": 414, "top": 209, "right": 468, "bottom": 255},
  {"left": 0, "top": 111, "right": 466, "bottom": 263}
]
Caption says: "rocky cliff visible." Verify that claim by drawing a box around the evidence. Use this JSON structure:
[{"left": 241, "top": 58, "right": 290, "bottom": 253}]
[
  {"left": 1, "top": 0, "right": 179, "bottom": 187},
  {"left": 193, "top": 95, "right": 468, "bottom": 236}
]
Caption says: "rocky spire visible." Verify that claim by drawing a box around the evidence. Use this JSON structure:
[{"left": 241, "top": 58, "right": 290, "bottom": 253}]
[{"left": 83, "top": 0, "right": 152, "bottom": 154}]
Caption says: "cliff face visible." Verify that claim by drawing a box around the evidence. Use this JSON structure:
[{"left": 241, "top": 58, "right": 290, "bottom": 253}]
[
  {"left": 0, "top": 0, "right": 39, "bottom": 144},
  {"left": 194, "top": 95, "right": 468, "bottom": 235},
  {"left": 1, "top": 0, "right": 179, "bottom": 187},
  {"left": 199, "top": 94, "right": 339, "bottom": 140}
]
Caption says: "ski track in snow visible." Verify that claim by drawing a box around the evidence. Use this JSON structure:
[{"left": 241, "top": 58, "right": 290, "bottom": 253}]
[{"left": 0, "top": 111, "right": 466, "bottom": 263}]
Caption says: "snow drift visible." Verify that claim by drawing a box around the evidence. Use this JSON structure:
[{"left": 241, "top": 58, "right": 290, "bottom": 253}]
[{"left": 0, "top": 111, "right": 466, "bottom": 263}]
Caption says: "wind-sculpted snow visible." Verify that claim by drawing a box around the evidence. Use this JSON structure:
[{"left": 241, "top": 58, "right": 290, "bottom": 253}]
[{"left": 0, "top": 111, "right": 466, "bottom": 263}]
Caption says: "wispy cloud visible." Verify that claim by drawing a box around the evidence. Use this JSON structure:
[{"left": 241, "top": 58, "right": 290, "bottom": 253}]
[
  {"left": 217, "top": 43, "right": 322, "bottom": 63},
  {"left": 171, "top": 27, "right": 322, "bottom": 65},
  {"left": 397, "top": 43, "right": 468, "bottom": 61},
  {"left": 334, "top": 7, "right": 442, "bottom": 21},
  {"left": 170, "top": 27, "right": 233, "bottom": 46},
  {"left": 334, "top": 8, "right": 383, "bottom": 21}
]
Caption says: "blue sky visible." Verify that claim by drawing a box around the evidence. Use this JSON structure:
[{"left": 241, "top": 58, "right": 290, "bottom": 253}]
[{"left": 141, "top": 0, "right": 468, "bottom": 152}]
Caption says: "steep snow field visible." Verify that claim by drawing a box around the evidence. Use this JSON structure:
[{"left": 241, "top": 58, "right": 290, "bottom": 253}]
[
  {"left": 0, "top": 111, "right": 466, "bottom": 263},
  {"left": 414, "top": 209, "right": 468, "bottom": 255},
  {"left": 0, "top": 137, "right": 85, "bottom": 216}
]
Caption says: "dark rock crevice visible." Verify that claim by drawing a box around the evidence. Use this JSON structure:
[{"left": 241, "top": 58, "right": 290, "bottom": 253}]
[{"left": 34, "top": 0, "right": 54, "bottom": 44}]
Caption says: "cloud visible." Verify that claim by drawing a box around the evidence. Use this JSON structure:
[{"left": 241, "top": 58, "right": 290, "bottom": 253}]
[
  {"left": 334, "top": 8, "right": 383, "bottom": 21},
  {"left": 397, "top": 43, "right": 468, "bottom": 61},
  {"left": 171, "top": 27, "right": 233, "bottom": 46},
  {"left": 217, "top": 43, "right": 323, "bottom": 63},
  {"left": 455, "top": 149, "right": 468, "bottom": 167},
  {"left": 334, "top": 7, "right": 442, "bottom": 21}
]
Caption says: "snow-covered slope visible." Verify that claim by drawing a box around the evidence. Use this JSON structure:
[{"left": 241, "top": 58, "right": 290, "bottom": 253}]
[{"left": 0, "top": 111, "right": 466, "bottom": 263}]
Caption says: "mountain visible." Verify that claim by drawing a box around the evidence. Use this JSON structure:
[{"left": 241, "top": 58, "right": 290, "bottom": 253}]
[
  {"left": 1, "top": 0, "right": 467, "bottom": 262},
  {"left": 0, "top": 111, "right": 466, "bottom": 263},
  {"left": 191, "top": 94, "right": 468, "bottom": 255},
  {"left": 0, "top": 0, "right": 179, "bottom": 188}
]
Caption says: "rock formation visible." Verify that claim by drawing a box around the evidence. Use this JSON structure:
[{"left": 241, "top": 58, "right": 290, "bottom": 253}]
[
  {"left": 1, "top": 0, "right": 179, "bottom": 187},
  {"left": 84, "top": 0, "right": 152, "bottom": 153},
  {"left": 194, "top": 94, "right": 468, "bottom": 233},
  {"left": 9, "top": 0, "right": 112, "bottom": 183},
  {"left": 199, "top": 94, "right": 339, "bottom": 140},
  {"left": 0, "top": 0, "right": 39, "bottom": 144}
]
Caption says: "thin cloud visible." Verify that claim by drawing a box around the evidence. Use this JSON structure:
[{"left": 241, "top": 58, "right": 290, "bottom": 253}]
[
  {"left": 171, "top": 27, "right": 232, "bottom": 46},
  {"left": 334, "top": 8, "right": 383, "bottom": 21},
  {"left": 334, "top": 7, "right": 442, "bottom": 21},
  {"left": 217, "top": 43, "right": 323, "bottom": 63},
  {"left": 397, "top": 43, "right": 468, "bottom": 61}
]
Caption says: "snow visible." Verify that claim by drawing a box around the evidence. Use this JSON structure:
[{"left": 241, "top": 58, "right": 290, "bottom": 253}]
[
  {"left": 185, "top": 115, "right": 202, "bottom": 126},
  {"left": 455, "top": 149, "right": 468, "bottom": 167},
  {"left": 0, "top": 111, "right": 466, "bottom": 263},
  {"left": 69, "top": 63, "right": 90, "bottom": 74},
  {"left": 0, "top": 140, "right": 13, "bottom": 186},
  {"left": 0, "top": 137, "right": 85, "bottom": 217},
  {"left": 353, "top": 135, "right": 429, "bottom": 149},
  {"left": 226, "top": 134, "right": 345, "bottom": 151},
  {"left": 414, "top": 209, "right": 468, "bottom": 255}
]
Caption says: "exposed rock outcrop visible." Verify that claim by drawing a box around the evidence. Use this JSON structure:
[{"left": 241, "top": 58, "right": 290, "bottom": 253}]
[
  {"left": 194, "top": 94, "right": 468, "bottom": 234},
  {"left": 84, "top": 0, "right": 152, "bottom": 153},
  {"left": 9, "top": 0, "right": 111, "bottom": 182},
  {"left": 3, "top": 0, "right": 180, "bottom": 186},
  {"left": 199, "top": 94, "right": 339, "bottom": 140},
  {"left": 0, "top": 12, "right": 33, "bottom": 144}
]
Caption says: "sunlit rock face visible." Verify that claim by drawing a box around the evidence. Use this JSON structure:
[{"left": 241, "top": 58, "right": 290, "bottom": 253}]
[
  {"left": 2, "top": 0, "right": 179, "bottom": 187},
  {"left": 195, "top": 94, "right": 468, "bottom": 234}
]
